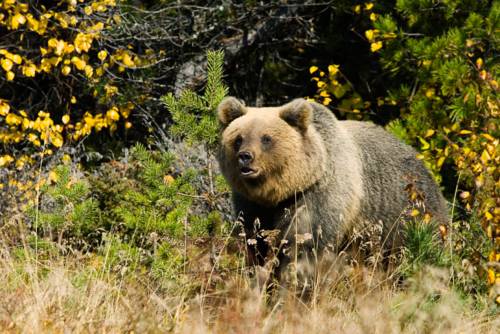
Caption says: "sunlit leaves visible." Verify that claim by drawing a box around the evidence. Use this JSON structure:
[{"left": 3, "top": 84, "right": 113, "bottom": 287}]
[
  {"left": 10, "top": 13, "right": 26, "bottom": 30},
  {"left": 71, "top": 56, "right": 86, "bottom": 70},
  {"left": 5, "top": 71, "right": 14, "bottom": 80},
  {"left": 0, "top": 155, "right": 14, "bottom": 167},
  {"left": 106, "top": 107, "right": 120, "bottom": 121},
  {"left": 98, "top": 50, "right": 108, "bottom": 61},
  {"left": 1, "top": 58, "right": 13, "bottom": 71},
  {"left": 84, "top": 65, "right": 93, "bottom": 78},
  {"left": 48, "top": 38, "right": 66, "bottom": 56},
  {"left": 62, "top": 115, "right": 70, "bottom": 125},
  {"left": 74, "top": 33, "right": 93, "bottom": 53},
  {"left": 349, "top": 1, "right": 500, "bottom": 297},
  {"left": 0, "top": 100, "right": 10, "bottom": 116},
  {"left": 5, "top": 113, "right": 22, "bottom": 126},
  {"left": 0, "top": 0, "right": 142, "bottom": 167},
  {"left": 388, "top": 3, "right": 498, "bottom": 294},
  {"left": 308, "top": 64, "right": 368, "bottom": 117},
  {"left": 22, "top": 63, "right": 36, "bottom": 77},
  {"left": 61, "top": 65, "right": 71, "bottom": 76},
  {"left": 370, "top": 41, "right": 383, "bottom": 52}
]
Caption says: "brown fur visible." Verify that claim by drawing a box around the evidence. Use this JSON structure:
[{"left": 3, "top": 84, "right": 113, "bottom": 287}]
[{"left": 218, "top": 98, "right": 326, "bottom": 206}]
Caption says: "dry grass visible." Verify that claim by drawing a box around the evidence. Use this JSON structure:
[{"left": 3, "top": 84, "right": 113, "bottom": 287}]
[{"left": 0, "top": 238, "right": 497, "bottom": 334}]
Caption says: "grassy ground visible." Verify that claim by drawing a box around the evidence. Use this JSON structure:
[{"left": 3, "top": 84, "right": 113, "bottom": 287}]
[
  {"left": 0, "top": 231, "right": 498, "bottom": 333},
  {"left": 0, "top": 148, "right": 497, "bottom": 333}
]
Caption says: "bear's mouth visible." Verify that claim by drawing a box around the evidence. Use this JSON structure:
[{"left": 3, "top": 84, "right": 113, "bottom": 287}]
[{"left": 240, "top": 167, "right": 259, "bottom": 178}]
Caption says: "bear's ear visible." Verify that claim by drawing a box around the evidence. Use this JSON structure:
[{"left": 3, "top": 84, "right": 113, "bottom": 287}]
[
  {"left": 217, "top": 97, "right": 247, "bottom": 127},
  {"left": 279, "top": 98, "right": 313, "bottom": 133}
]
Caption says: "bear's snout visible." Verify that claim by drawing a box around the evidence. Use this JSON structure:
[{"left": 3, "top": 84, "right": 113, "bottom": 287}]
[
  {"left": 237, "top": 151, "right": 254, "bottom": 166},
  {"left": 237, "top": 151, "right": 260, "bottom": 178}
]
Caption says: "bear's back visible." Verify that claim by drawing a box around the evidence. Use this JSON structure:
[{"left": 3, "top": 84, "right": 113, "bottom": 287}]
[{"left": 341, "top": 120, "right": 448, "bottom": 231}]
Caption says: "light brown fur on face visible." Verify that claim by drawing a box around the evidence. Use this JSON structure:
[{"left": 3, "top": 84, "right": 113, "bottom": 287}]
[{"left": 218, "top": 98, "right": 326, "bottom": 206}]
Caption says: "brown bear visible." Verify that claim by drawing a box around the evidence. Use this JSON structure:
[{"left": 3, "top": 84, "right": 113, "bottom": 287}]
[{"left": 216, "top": 97, "right": 448, "bottom": 276}]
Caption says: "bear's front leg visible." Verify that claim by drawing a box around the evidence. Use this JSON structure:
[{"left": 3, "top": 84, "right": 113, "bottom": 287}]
[
  {"left": 272, "top": 204, "right": 320, "bottom": 294},
  {"left": 233, "top": 192, "right": 275, "bottom": 266}
]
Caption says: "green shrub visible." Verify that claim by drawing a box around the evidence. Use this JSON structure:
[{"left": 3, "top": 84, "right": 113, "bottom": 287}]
[{"left": 27, "top": 165, "right": 101, "bottom": 247}]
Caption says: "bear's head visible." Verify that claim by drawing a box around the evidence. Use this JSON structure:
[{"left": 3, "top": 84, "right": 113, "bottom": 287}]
[{"left": 217, "top": 97, "right": 327, "bottom": 206}]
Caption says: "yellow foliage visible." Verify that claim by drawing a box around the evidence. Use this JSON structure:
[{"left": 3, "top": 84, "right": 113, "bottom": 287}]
[
  {"left": 22, "top": 63, "right": 37, "bottom": 77},
  {"left": 9, "top": 53, "right": 22, "bottom": 64},
  {"left": 106, "top": 107, "right": 120, "bottom": 121},
  {"left": 62, "top": 154, "right": 72, "bottom": 164},
  {"left": 0, "top": 155, "right": 14, "bottom": 167},
  {"left": 121, "top": 53, "right": 135, "bottom": 67},
  {"left": 425, "top": 88, "right": 435, "bottom": 98},
  {"left": 98, "top": 50, "right": 108, "bottom": 61},
  {"left": 48, "top": 38, "right": 66, "bottom": 55},
  {"left": 0, "top": 100, "right": 10, "bottom": 116},
  {"left": 328, "top": 64, "right": 339, "bottom": 75},
  {"left": 365, "top": 29, "right": 379, "bottom": 41},
  {"left": 1, "top": 58, "right": 13, "bottom": 71},
  {"left": 10, "top": 13, "right": 26, "bottom": 29},
  {"left": 6, "top": 113, "right": 22, "bottom": 126},
  {"left": 61, "top": 65, "right": 71, "bottom": 76},
  {"left": 84, "top": 65, "right": 93, "bottom": 78},
  {"left": 71, "top": 56, "right": 86, "bottom": 70},
  {"left": 74, "top": 33, "right": 93, "bottom": 53},
  {"left": 476, "top": 58, "right": 483, "bottom": 69},
  {"left": 49, "top": 132, "right": 64, "bottom": 148},
  {"left": 424, "top": 129, "right": 435, "bottom": 138},
  {"left": 370, "top": 41, "right": 383, "bottom": 52},
  {"left": 105, "top": 84, "right": 118, "bottom": 97},
  {"left": 84, "top": 6, "right": 93, "bottom": 16}
]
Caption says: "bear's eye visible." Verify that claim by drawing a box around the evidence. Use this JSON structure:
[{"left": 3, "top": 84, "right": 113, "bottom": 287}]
[
  {"left": 261, "top": 134, "right": 272, "bottom": 146},
  {"left": 233, "top": 135, "right": 243, "bottom": 150}
]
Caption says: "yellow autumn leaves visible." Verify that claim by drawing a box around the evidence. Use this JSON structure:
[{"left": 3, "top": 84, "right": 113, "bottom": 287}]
[
  {"left": 0, "top": 49, "right": 24, "bottom": 81},
  {"left": 354, "top": 2, "right": 374, "bottom": 14},
  {"left": 309, "top": 65, "right": 341, "bottom": 106},
  {"left": 355, "top": 3, "right": 398, "bottom": 53},
  {"left": 0, "top": 107, "right": 61, "bottom": 153},
  {"left": 309, "top": 64, "right": 372, "bottom": 118},
  {"left": 364, "top": 28, "right": 397, "bottom": 53},
  {"left": 0, "top": 32, "right": 126, "bottom": 81},
  {"left": 0, "top": 100, "right": 134, "bottom": 169},
  {"left": 0, "top": 0, "right": 133, "bottom": 82},
  {"left": 0, "top": 0, "right": 141, "bottom": 168},
  {"left": 74, "top": 33, "right": 94, "bottom": 53},
  {"left": 70, "top": 105, "right": 131, "bottom": 140},
  {"left": 98, "top": 50, "right": 108, "bottom": 61},
  {"left": 417, "top": 100, "right": 499, "bottom": 291}
]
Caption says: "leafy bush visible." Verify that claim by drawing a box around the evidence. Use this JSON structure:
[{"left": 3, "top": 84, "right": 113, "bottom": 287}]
[
  {"left": 310, "top": 1, "right": 498, "bottom": 300},
  {"left": 0, "top": 1, "right": 140, "bottom": 159},
  {"left": 17, "top": 52, "right": 233, "bottom": 292}
]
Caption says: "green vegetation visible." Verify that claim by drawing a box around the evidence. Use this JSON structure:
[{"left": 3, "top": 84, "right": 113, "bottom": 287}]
[{"left": 163, "top": 50, "right": 227, "bottom": 149}]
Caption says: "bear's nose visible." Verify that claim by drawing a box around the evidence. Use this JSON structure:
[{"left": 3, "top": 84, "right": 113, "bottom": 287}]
[{"left": 238, "top": 151, "right": 254, "bottom": 165}]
